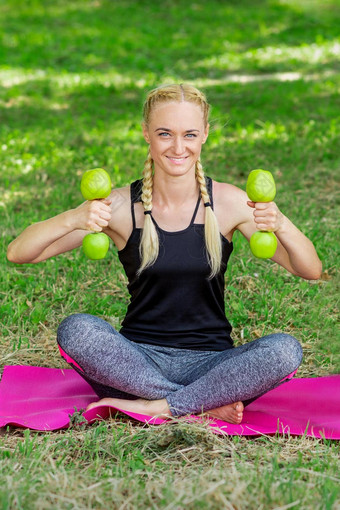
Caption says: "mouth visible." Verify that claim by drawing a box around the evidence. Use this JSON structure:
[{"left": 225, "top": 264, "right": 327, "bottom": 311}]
[{"left": 166, "top": 156, "right": 188, "bottom": 165}]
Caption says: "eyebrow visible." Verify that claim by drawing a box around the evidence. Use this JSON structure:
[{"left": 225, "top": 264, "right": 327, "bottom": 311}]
[{"left": 155, "top": 128, "right": 200, "bottom": 133}]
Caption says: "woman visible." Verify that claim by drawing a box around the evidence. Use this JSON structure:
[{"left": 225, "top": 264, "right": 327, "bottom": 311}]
[{"left": 7, "top": 84, "right": 322, "bottom": 424}]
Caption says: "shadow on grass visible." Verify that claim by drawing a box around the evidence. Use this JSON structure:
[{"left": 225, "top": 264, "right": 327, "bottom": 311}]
[
  {"left": 0, "top": 75, "right": 338, "bottom": 179},
  {"left": 1, "top": 0, "right": 339, "bottom": 76}
]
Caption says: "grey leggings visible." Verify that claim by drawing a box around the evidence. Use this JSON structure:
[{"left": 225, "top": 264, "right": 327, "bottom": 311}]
[{"left": 57, "top": 313, "right": 303, "bottom": 417}]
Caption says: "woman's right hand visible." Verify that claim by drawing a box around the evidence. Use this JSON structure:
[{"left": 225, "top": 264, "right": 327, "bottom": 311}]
[
  {"left": 7, "top": 197, "right": 113, "bottom": 264},
  {"left": 73, "top": 198, "right": 112, "bottom": 232}
]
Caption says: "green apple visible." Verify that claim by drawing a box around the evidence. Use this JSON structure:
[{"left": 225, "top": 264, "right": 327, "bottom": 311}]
[
  {"left": 82, "top": 232, "right": 110, "bottom": 260},
  {"left": 80, "top": 168, "right": 112, "bottom": 200},
  {"left": 246, "top": 169, "right": 276, "bottom": 203},
  {"left": 250, "top": 231, "right": 277, "bottom": 259}
]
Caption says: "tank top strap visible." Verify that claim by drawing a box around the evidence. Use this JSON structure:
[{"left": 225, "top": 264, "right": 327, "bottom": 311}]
[
  {"left": 190, "top": 193, "right": 202, "bottom": 225},
  {"left": 205, "top": 176, "right": 214, "bottom": 209},
  {"left": 130, "top": 179, "right": 143, "bottom": 229},
  {"left": 129, "top": 177, "right": 213, "bottom": 228},
  {"left": 191, "top": 176, "right": 214, "bottom": 224}
]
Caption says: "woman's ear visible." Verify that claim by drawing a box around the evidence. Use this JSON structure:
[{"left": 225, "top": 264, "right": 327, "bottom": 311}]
[
  {"left": 202, "top": 123, "right": 210, "bottom": 144},
  {"left": 142, "top": 122, "right": 150, "bottom": 143}
]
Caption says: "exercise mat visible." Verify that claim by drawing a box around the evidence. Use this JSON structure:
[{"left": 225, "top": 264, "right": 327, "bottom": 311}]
[{"left": 0, "top": 365, "right": 339, "bottom": 438}]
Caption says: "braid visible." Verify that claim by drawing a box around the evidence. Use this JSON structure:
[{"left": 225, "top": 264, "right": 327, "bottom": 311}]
[
  {"left": 195, "top": 160, "right": 211, "bottom": 204},
  {"left": 195, "top": 160, "right": 222, "bottom": 278},
  {"left": 138, "top": 149, "right": 159, "bottom": 274},
  {"left": 141, "top": 150, "right": 153, "bottom": 213}
]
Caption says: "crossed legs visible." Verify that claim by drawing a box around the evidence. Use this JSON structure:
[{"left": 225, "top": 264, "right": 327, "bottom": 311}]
[{"left": 57, "top": 313, "right": 303, "bottom": 424}]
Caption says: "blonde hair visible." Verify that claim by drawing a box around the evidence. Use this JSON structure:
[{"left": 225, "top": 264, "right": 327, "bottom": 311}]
[{"left": 139, "top": 83, "right": 222, "bottom": 278}]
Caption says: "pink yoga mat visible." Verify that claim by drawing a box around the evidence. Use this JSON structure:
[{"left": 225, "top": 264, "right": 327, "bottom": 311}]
[{"left": 0, "top": 365, "right": 339, "bottom": 438}]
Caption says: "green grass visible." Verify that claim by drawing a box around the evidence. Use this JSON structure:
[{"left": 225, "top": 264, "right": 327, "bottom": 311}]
[
  {"left": 0, "top": 0, "right": 339, "bottom": 508},
  {"left": 1, "top": 421, "right": 340, "bottom": 509}
]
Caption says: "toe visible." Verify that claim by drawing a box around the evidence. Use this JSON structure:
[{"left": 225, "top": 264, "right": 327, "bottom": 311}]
[
  {"left": 86, "top": 398, "right": 108, "bottom": 411},
  {"left": 86, "top": 402, "right": 99, "bottom": 411}
]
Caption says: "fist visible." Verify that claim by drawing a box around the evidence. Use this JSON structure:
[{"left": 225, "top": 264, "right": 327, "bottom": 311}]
[
  {"left": 247, "top": 201, "right": 282, "bottom": 232},
  {"left": 76, "top": 197, "right": 112, "bottom": 232}
]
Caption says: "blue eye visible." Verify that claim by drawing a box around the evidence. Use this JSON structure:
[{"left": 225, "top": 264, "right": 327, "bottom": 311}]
[{"left": 157, "top": 132, "right": 197, "bottom": 138}]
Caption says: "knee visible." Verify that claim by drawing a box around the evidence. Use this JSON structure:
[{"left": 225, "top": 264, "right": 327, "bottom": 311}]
[
  {"left": 57, "top": 313, "right": 89, "bottom": 350},
  {"left": 273, "top": 333, "right": 303, "bottom": 371},
  {"left": 57, "top": 313, "right": 117, "bottom": 353}
]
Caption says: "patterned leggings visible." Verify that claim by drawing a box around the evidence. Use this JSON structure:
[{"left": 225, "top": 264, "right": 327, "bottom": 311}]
[{"left": 57, "top": 313, "right": 303, "bottom": 417}]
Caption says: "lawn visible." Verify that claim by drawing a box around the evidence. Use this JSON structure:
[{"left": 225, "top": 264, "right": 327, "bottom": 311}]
[{"left": 0, "top": 0, "right": 339, "bottom": 508}]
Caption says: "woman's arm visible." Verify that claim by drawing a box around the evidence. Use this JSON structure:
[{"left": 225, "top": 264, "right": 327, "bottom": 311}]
[
  {"left": 7, "top": 198, "right": 112, "bottom": 264},
  {"left": 237, "top": 198, "right": 322, "bottom": 280},
  {"left": 214, "top": 182, "right": 322, "bottom": 280}
]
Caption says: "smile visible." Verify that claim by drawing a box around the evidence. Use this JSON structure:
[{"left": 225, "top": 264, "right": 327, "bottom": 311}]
[{"left": 166, "top": 156, "right": 188, "bottom": 164}]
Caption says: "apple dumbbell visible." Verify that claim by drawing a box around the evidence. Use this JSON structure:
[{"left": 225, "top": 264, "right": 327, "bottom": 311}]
[
  {"left": 246, "top": 169, "right": 278, "bottom": 259},
  {"left": 80, "top": 168, "right": 112, "bottom": 260}
]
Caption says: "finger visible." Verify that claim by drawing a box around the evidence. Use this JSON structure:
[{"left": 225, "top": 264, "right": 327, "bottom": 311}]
[
  {"left": 98, "top": 211, "right": 112, "bottom": 221},
  {"left": 101, "top": 198, "right": 112, "bottom": 205},
  {"left": 97, "top": 218, "right": 109, "bottom": 227},
  {"left": 86, "top": 224, "right": 102, "bottom": 232},
  {"left": 98, "top": 203, "right": 113, "bottom": 213},
  {"left": 255, "top": 223, "right": 275, "bottom": 231},
  {"left": 253, "top": 210, "right": 268, "bottom": 219},
  {"left": 254, "top": 216, "right": 269, "bottom": 224},
  {"left": 254, "top": 220, "right": 277, "bottom": 231},
  {"left": 253, "top": 202, "right": 272, "bottom": 210},
  {"left": 88, "top": 203, "right": 112, "bottom": 218},
  {"left": 88, "top": 198, "right": 112, "bottom": 209},
  {"left": 247, "top": 201, "right": 256, "bottom": 208},
  {"left": 253, "top": 208, "right": 277, "bottom": 219},
  {"left": 255, "top": 219, "right": 277, "bottom": 229},
  {"left": 86, "top": 213, "right": 108, "bottom": 230},
  {"left": 88, "top": 216, "right": 109, "bottom": 229},
  {"left": 253, "top": 210, "right": 275, "bottom": 218}
]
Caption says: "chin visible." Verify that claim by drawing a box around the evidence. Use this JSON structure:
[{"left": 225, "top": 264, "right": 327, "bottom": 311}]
[
  {"left": 161, "top": 161, "right": 196, "bottom": 177},
  {"left": 167, "top": 168, "right": 194, "bottom": 179}
]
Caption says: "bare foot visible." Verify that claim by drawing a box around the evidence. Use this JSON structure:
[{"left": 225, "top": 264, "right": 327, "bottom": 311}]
[
  {"left": 85, "top": 397, "right": 172, "bottom": 419},
  {"left": 203, "top": 401, "right": 244, "bottom": 424},
  {"left": 85, "top": 397, "right": 243, "bottom": 425}
]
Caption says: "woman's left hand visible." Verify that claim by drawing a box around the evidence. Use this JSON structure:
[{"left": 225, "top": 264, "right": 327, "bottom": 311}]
[{"left": 247, "top": 201, "right": 284, "bottom": 232}]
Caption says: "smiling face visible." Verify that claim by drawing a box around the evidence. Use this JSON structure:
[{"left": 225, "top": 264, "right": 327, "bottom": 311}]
[{"left": 142, "top": 101, "right": 209, "bottom": 179}]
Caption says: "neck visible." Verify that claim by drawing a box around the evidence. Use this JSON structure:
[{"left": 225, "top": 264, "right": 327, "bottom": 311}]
[{"left": 152, "top": 171, "right": 199, "bottom": 208}]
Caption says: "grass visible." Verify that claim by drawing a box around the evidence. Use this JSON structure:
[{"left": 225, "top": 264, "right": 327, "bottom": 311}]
[
  {"left": 0, "top": 0, "right": 339, "bottom": 508},
  {"left": 1, "top": 421, "right": 340, "bottom": 510}
]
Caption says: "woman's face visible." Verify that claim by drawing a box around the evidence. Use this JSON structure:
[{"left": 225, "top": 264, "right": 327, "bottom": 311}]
[{"left": 142, "top": 101, "right": 209, "bottom": 178}]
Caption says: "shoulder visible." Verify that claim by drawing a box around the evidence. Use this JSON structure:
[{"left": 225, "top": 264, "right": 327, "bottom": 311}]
[
  {"left": 110, "top": 185, "right": 130, "bottom": 213},
  {"left": 211, "top": 179, "right": 253, "bottom": 238},
  {"left": 107, "top": 184, "right": 131, "bottom": 231},
  {"left": 212, "top": 179, "right": 248, "bottom": 207},
  {"left": 105, "top": 184, "right": 134, "bottom": 249}
]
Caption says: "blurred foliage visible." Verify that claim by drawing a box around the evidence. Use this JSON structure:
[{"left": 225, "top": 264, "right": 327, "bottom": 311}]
[{"left": 0, "top": 0, "right": 339, "bottom": 373}]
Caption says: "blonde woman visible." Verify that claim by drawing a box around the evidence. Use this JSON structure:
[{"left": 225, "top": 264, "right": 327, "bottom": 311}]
[{"left": 7, "top": 84, "right": 322, "bottom": 424}]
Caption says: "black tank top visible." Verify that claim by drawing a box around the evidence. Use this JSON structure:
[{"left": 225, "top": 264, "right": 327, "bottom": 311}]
[{"left": 118, "top": 177, "right": 234, "bottom": 351}]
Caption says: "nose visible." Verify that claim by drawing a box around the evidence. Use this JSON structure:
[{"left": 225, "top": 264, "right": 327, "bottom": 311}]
[{"left": 173, "top": 136, "right": 185, "bottom": 155}]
